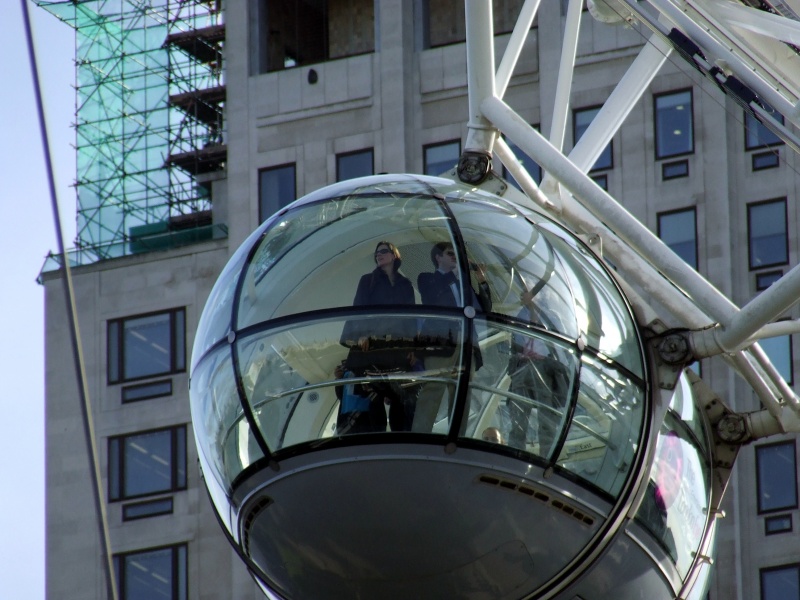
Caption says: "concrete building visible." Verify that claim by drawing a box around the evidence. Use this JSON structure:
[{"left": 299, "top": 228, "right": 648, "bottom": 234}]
[{"left": 39, "top": 1, "right": 800, "bottom": 599}]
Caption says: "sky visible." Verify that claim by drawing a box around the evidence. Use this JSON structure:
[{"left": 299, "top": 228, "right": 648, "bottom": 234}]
[{"left": 2, "top": 2, "right": 76, "bottom": 598}]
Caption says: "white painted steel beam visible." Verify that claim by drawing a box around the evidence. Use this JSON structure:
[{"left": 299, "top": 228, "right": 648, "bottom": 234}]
[
  {"left": 495, "top": 0, "right": 540, "bottom": 98},
  {"left": 568, "top": 33, "right": 672, "bottom": 173},
  {"left": 548, "top": 0, "right": 582, "bottom": 153},
  {"left": 464, "top": 0, "right": 498, "bottom": 154}
]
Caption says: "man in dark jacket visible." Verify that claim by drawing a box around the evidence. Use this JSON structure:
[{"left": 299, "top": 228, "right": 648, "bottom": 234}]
[{"left": 412, "top": 242, "right": 491, "bottom": 432}]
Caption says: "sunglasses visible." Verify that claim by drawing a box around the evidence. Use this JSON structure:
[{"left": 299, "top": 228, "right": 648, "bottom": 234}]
[{"left": 375, "top": 248, "right": 392, "bottom": 256}]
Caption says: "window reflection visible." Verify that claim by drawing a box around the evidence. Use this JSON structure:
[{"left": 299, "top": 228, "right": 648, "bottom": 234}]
[
  {"left": 655, "top": 90, "right": 694, "bottom": 159},
  {"left": 635, "top": 373, "right": 711, "bottom": 577}
]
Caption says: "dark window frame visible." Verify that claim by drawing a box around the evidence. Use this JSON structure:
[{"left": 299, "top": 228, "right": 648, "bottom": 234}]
[
  {"left": 114, "top": 543, "right": 188, "bottom": 600},
  {"left": 423, "top": 139, "right": 461, "bottom": 175},
  {"left": 760, "top": 563, "right": 800, "bottom": 600},
  {"left": 259, "top": 162, "right": 297, "bottom": 224},
  {"left": 336, "top": 148, "right": 375, "bottom": 182},
  {"left": 755, "top": 439, "right": 798, "bottom": 514},
  {"left": 122, "top": 497, "right": 175, "bottom": 521},
  {"left": 657, "top": 207, "right": 698, "bottom": 270},
  {"left": 662, "top": 159, "right": 689, "bottom": 180},
  {"left": 759, "top": 330, "right": 794, "bottom": 386},
  {"left": 765, "top": 513, "right": 793, "bottom": 536},
  {"left": 654, "top": 88, "right": 695, "bottom": 160},
  {"left": 747, "top": 197, "right": 789, "bottom": 271},
  {"left": 573, "top": 104, "right": 614, "bottom": 172},
  {"left": 121, "top": 379, "right": 173, "bottom": 404},
  {"left": 257, "top": 0, "right": 376, "bottom": 74},
  {"left": 501, "top": 127, "right": 543, "bottom": 186},
  {"left": 756, "top": 270, "right": 784, "bottom": 291},
  {"left": 752, "top": 150, "right": 780, "bottom": 171},
  {"left": 745, "top": 107, "right": 785, "bottom": 151},
  {"left": 108, "top": 425, "right": 188, "bottom": 503},
  {"left": 107, "top": 308, "right": 186, "bottom": 385}
]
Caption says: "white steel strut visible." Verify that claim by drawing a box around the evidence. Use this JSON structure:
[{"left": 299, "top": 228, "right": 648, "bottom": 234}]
[{"left": 462, "top": 0, "right": 800, "bottom": 437}]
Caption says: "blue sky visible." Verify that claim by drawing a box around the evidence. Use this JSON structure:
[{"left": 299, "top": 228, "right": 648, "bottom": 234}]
[{"left": 3, "top": 3, "right": 75, "bottom": 597}]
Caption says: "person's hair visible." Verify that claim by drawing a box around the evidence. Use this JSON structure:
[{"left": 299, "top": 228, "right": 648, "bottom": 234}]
[
  {"left": 430, "top": 242, "right": 453, "bottom": 268},
  {"left": 374, "top": 241, "right": 402, "bottom": 270}
]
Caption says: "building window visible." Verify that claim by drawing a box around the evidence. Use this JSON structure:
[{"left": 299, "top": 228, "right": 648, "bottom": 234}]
[
  {"left": 757, "top": 270, "right": 783, "bottom": 291},
  {"left": 756, "top": 441, "right": 798, "bottom": 514},
  {"left": 256, "top": 0, "right": 375, "bottom": 73},
  {"left": 658, "top": 208, "right": 697, "bottom": 269},
  {"left": 115, "top": 544, "right": 187, "bottom": 600},
  {"left": 765, "top": 514, "right": 793, "bottom": 535},
  {"left": 259, "top": 163, "right": 296, "bottom": 223},
  {"left": 662, "top": 159, "right": 689, "bottom": 180},
  {"left": 108, "top": 309, "right": 185, "bottom": 385},
  {"left": 753, "top": 151, "right": 780, "bottom": 170},
  {"left": 502, "top": 133, "right": 542, "bottom": 188},
  {"left": 336, "top": 148, "right": 374, "bottom": 182},
  {"left": 573, "top": 106, "right": 613, "bottom": 171},
  {"left": 745, "top": 105, "right": 784, "bottom": 150},
  {"left": 760, "top": 334, "right": 793, "bottom": 384},
  {"left": 591, "top": 174, "right": 608, "bottom": 191},
  {"left": 655, "top": 89, "right": 694, "bottom": 159},
  {"left": 424, "top": 0, "right": 529, "bottom": 48},
  {"left": 109, "top": 426, "right": 187, "bottom": 502},
  {"left": 761, "top": 564, "right": 800, "bottom": 600},
  {"left": 121, "top": 379, "right": 172, "bottom": 404},
  {"left": 748, "top": 198, "right": 788, "bottom": 270},
  {"left": 424, "top": 140, "right": 460, "bottom": 175}
]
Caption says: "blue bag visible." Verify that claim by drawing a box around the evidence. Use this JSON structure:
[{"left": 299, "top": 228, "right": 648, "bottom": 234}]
[{"left": 340, "top": 371, "right": 371, "bottom": 414}]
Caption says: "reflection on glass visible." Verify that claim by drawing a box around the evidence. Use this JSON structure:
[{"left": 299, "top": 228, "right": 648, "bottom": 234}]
[
  {"left": 446, "top": 194, "right": 579, "bottom": 340},
  {"left": 191, "top": 346, "right": 263, "bottom": 492},
  {"left": 557, "top": 352, "right": 644, "bottom": 496},
  {"left": 504, "top": 327, "right": 578, "bottom": 457},
  {"left": 538, "top": 221, "right": 643, "bottom": 377},
  {"left": 236, "top": 314, "right": 467, "bottom": 447},
  {"left": 190, "top": 175, "right": 648, "bottom": 508},
  {"left": 237, "top": 195, "right": 453, "bottom": 328},
  {"left": 655, "top": 90, "right": 693, "bottom": 158},
  {"left": 635, "top": 372, "right": 711, "bottom": 577}
]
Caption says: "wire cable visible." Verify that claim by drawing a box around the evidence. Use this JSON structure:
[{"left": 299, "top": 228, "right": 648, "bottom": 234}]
[{"left": 21, "top": 2, "right": 119, "bottom": 599}]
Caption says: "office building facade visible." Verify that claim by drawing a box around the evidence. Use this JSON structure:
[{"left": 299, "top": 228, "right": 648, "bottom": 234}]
[{"left": 40, "top": 2, "right": 800, "bottom": 598}]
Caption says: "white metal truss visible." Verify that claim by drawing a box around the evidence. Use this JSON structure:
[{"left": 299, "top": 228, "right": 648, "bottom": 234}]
[{"left": 463, "top": 0, "right": 800, "bottom": 437}]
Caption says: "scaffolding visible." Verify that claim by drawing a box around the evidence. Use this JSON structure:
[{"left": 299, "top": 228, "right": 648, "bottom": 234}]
[{"left": 35, "top": 0, "right": 227, "bottom": 267}]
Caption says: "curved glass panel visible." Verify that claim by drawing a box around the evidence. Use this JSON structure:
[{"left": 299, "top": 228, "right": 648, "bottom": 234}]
[
  {"left": 236, "top": 313, "right": 467, "bottom": 449},
  {"left": 190, "top": 175, "right": 647, "bottom": 503},
  {"left": 191, "top": 346, "right": 264, "bottom": 493},
  {"left": 445, "top": 196, "right": 579, "bottom": 341},
  {"left": 538, "top": 221, "right": 643, "bottom": 378},
  {"left": 636, "top": 372, "right": 711, "bottom": 577},
  {"left": 557, "top": 352, "right": 645, "bottom": 496},
  {"left": 237, "top": 195, "right": 459, "bottom": 328},
  {"left": 192, "top": 244, "right": 249, "bottom": 371},
  {"left": 464, "top": 320, "right": 580, "bottom": 455}
]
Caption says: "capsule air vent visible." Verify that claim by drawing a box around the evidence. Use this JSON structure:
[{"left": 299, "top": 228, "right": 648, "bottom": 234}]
[
  {"left": 478, "top": 474, "right": 595, "bottom": 527},
  {"left": 243, "top": 496, "right": 273, "bottom": 555}
]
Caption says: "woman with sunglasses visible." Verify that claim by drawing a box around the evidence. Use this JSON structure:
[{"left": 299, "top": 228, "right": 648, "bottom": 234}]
[{"left": 338, "top": 241, "right": 418, "bottom": 432}]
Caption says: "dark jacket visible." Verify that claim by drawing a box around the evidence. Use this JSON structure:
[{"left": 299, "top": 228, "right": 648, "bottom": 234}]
[
  {"left": 417, "top": 270, "right": 492, "bottom": 358},
  {"left": 340, "top": 269, "right": 417, "bottom": 368}
]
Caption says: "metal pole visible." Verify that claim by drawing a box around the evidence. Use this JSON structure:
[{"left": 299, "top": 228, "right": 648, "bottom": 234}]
[
  {"left": 568, "top": 34, "right": 672, "bottom": 172},
  {"left": 718, "top": 264, "right": 800, "bottom": 351},
  {"left": 464, "top": 0, "right": 497, "bottom": 154},
  {"left": 482, "top": 95, "right": 740, "bottom": 326},
  {"left": 547, "top": 0, "right": 582, "bottom": 154},
  {"left": 22, "top": 2, "right": 119, "bottom": 599},
  {"left": 495, "top": 0, "right": 541, "bottom": 98}
]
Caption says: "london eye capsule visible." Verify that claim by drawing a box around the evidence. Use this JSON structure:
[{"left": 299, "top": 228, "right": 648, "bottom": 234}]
[{"left": 189, "top": 174, "right": 717, "bottom": 599}]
